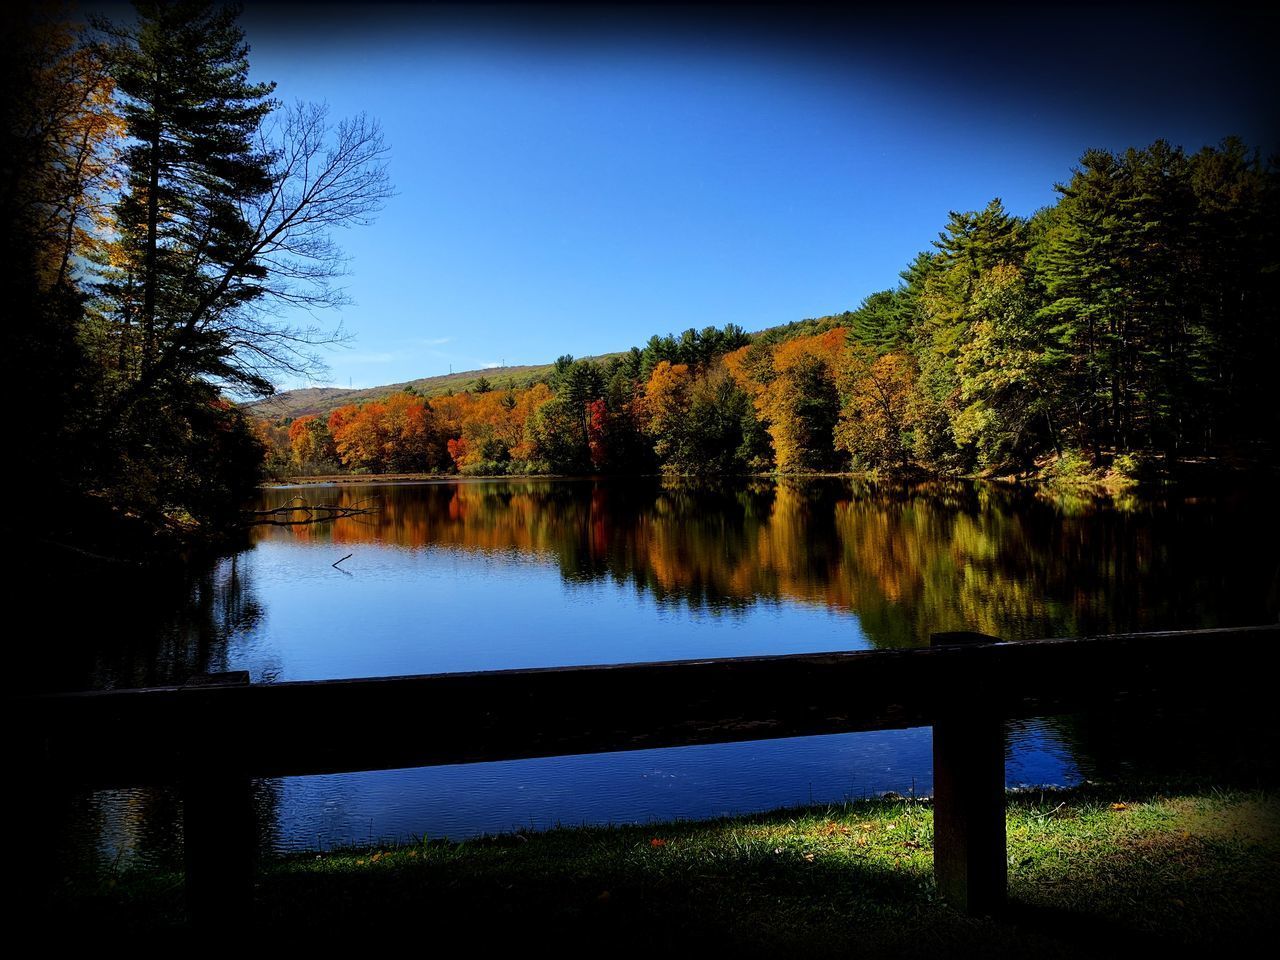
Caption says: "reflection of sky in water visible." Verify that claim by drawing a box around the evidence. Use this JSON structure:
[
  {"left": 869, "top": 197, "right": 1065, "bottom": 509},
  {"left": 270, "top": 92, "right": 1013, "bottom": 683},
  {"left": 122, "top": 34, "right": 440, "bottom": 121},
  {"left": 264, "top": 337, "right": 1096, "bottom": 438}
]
[
  {"left": 211, "top": 527, "right": 1082, "bottom": 852},
  {"left": 225, "top": 541, "right": 873, "bottom": 682},
  {"left": 277, "top": 732, "right": 937, "bottom": 850},
  {"left": 1006, "top": 720, "right": 1083, "bottom": 788},
  {"left": 69, "top": 478, "right": 1278, "bottom": 865},
  {"left": 87, "top": 721, "right": 1084, "bottom": 863},
  {"left": 271, "top": 723, "right": 1080, "bottom": 852}
]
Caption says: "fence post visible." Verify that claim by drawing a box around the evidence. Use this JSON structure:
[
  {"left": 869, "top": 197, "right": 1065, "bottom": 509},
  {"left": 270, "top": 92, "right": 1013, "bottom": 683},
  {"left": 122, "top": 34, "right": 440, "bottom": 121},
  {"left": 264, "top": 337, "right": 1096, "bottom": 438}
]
[
  {"left": 930, "top": 632, "right": 1006, "bottom": 915},
  {"left": 182, "top": 671, "right": 254, "bottom": 926}
]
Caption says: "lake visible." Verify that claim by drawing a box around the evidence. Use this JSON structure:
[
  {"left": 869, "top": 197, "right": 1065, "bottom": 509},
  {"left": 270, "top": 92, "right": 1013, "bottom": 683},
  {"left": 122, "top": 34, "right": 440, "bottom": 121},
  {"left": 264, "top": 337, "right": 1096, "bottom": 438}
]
[{"left": 42, "top": 476, "right": 1280, "bottom": 871}]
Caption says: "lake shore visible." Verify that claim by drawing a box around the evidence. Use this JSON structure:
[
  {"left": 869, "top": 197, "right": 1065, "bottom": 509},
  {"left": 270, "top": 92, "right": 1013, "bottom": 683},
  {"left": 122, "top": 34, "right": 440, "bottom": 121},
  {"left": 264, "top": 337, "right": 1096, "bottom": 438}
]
[
  {"left": 51, "top": 781, "right": 1279, "bottom": 949},
  {"left": 262, "top": 455, "right": 1279, "bottom": 495}
]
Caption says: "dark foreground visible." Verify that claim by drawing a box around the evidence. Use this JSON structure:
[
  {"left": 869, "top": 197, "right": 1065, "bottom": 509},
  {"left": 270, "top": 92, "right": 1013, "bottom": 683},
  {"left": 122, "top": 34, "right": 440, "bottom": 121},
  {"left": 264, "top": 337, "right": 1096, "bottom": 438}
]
[{"left": 44, "top": 781, "right": 1278, "bottom": 954}]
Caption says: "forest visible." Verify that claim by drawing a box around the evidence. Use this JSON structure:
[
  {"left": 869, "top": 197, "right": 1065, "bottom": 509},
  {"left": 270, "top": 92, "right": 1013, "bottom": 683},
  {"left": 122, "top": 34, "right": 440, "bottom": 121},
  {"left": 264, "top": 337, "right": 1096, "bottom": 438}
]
[
  {"left": 263, "top": 140, "right": 1279, "bottom": 485},
  {"left": 7, "top": 1, "right": 1278, "bottom": 564}
]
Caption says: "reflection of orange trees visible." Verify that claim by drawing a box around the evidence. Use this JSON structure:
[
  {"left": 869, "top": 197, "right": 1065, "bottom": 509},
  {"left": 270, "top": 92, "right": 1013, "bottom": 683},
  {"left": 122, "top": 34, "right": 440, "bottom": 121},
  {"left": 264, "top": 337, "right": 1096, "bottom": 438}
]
[
  {"left": 253, "top": 481, "right": 1272, "bottom": 648},
  {"left": 253, "top": 481, "right": 1045, "bottom": 634},
  {"left": 250, "top": 482, "right": 876, "bottom": 629}
]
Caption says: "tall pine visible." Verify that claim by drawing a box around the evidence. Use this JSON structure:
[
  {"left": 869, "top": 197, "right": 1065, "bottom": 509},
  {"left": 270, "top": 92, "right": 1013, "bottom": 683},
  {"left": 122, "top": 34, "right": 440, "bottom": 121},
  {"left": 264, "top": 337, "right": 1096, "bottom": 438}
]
[
  {"left": 91, "top": 0, "right": 279, "bottom": 537},
  {"left": 98, "top": 0, "right": 277, "bottom": 392}
]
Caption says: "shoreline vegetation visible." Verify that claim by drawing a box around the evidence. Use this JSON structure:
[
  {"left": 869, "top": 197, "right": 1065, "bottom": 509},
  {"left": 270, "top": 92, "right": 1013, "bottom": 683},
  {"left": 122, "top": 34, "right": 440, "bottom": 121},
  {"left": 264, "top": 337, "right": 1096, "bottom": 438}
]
[
  {"left": 50, "top": 781, "right": 1279, "bottom": 947},
  {"left": 261, "top": 453, "right": 1280, "bottom": 498}
]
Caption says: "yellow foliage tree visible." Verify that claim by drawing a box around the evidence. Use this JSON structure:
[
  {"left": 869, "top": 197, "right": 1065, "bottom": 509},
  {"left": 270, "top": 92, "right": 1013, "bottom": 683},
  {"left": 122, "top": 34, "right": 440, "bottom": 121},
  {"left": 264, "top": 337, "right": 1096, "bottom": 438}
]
[
  {"left": 835, "top": 350, "right": 919, "bottom": 470},
  {"left": 642, "top": 360, "right": 694, "bottom": 463}
]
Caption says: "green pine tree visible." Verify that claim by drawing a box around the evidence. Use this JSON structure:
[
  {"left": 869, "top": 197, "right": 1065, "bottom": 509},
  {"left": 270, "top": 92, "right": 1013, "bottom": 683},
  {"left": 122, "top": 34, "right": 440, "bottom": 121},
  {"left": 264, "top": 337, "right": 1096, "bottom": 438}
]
[{"left": 97, "top": 0, "right": 278, "bottom": 392}]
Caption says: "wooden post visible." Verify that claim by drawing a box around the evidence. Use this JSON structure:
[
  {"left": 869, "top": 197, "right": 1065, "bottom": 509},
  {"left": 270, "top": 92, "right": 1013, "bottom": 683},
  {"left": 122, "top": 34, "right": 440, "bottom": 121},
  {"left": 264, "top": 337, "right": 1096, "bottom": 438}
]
[
  {"left": 930, "top": 632, "right": 1006, "bottom": 915},
  {"left": 182, "top": 671, "right": 254, "bottom": 926}
]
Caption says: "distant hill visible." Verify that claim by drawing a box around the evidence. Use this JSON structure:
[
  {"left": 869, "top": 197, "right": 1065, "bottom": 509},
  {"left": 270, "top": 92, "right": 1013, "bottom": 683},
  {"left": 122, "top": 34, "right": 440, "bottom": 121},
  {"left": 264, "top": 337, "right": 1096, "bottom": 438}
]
[
  {"left": 247, "top": 312, "right": 857, "bottom": 421},
  {"left": 247, "top": 359, "right": 613, "bottom": 420}
]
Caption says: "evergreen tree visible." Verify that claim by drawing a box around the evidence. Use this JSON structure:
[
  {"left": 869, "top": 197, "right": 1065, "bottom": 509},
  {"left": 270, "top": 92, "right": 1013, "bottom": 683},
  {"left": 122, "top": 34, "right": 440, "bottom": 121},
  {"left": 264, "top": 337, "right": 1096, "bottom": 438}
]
[
  {"left": 77, "top": 0, "right": 389, "bottom": 548},
  {"left": 911, "top": 199, "right": 1029, "bottom": 469},
  {"left": 1038, "top": 142, "right": 1207, "bottom": 456},
  {"left": 97, "top": 0, "right": 278, "bottom": 391},
  {"left": 848, "top": 289, "right": 910, "bottom": 353},
  {"left": 1186, "top": 139, "right": 1280, "bottom": 451}
]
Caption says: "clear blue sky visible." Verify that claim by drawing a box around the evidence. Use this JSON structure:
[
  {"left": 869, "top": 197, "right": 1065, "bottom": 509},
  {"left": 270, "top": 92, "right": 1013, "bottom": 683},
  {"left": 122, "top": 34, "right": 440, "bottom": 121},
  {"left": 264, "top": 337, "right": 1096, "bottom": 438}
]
[{"left": 222, "top": 5, "right": 1275, "bottom": 389}]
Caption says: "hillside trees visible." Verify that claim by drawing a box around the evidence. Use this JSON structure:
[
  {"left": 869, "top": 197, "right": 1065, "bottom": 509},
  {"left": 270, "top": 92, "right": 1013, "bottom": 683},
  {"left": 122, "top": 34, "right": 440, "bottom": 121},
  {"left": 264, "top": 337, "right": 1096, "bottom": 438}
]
[
  {"left": 729, "top": 331, "right": 845, "bottom": 473},
  {"left": 328, "top": 393, "right": 443, "bottom": 473},
  {"left": 258, "top": 138, "right": 1275, "bottom": 485},
  {"left": 1039, "top": 140, "right": 1280, "bottom": 459},
  {"left": 834, "top": 349, "right": 918, "bottom": 470},
  {"left": 288, "top": 415, "right": 336, "bottom": 469}
]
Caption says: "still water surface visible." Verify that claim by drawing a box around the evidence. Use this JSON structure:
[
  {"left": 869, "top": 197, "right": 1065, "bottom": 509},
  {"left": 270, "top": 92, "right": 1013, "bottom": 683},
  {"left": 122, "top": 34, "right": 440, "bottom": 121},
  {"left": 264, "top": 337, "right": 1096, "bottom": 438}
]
[{"left": 53, "top": 477, "right": 1279, "bottom": 868}]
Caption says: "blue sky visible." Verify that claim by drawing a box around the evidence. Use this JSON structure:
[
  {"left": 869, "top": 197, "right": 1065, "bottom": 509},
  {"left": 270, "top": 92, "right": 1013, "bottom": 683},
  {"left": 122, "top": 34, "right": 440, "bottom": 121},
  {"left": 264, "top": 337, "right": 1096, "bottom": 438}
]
[{"left": 217, "top": 6, "right": 1276, "bottom": 389}]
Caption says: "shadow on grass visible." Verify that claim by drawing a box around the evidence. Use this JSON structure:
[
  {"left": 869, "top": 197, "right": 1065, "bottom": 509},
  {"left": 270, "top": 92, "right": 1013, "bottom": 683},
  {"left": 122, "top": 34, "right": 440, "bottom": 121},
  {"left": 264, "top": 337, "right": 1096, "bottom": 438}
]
[{"left": 40, "top": 781, "right": 1280, "bottom": 956}]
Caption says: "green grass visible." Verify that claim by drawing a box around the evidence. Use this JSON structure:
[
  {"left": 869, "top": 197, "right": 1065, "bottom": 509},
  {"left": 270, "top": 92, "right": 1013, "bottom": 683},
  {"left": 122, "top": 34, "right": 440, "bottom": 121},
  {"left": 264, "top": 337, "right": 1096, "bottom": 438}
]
[{"left": 46, "top": 782, "right": 1279, "bottom": 953}]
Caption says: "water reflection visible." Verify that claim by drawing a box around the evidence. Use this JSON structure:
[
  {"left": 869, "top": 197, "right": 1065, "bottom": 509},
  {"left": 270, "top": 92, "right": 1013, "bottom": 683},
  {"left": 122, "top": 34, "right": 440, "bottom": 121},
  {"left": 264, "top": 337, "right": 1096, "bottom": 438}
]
[
  {"left": 253, "top": 477, "right": 1279, "bottom": 646},
  {"left": 36, "top": 477, "right": 1280, "bottom": 873}
]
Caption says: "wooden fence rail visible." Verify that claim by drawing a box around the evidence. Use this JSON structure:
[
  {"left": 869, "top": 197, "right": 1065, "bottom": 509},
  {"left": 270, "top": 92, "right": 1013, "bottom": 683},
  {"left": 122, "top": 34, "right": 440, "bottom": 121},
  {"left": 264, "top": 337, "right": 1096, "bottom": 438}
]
[{"left": 14, "top": 624, "right": 1278, "bottom": 922}]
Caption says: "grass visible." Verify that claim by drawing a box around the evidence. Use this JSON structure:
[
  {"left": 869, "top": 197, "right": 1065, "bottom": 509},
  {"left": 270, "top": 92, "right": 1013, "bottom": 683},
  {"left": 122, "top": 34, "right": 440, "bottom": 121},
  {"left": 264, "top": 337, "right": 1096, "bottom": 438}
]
[{"left": 44, "top": 782, "right": 1279, "bottom": 953}]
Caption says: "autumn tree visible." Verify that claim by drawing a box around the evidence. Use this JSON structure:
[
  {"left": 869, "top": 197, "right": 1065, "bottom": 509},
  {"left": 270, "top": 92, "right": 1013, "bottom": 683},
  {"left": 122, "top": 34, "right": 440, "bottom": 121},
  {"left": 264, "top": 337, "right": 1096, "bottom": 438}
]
[
  {"left": 835, "top": 349, "right": 919, "bottom": 470},
  {"left": 737, "top": 331, "right": 846, "bottom": 473},
  {"left": 642, "top": 361, "right": 694, "bottom": 459},
  {"left": 4, "top": 8, "right": 124, "bottom": 509},
  {"left": 288, "top": 414, "right": 336, "bottom": 469}
]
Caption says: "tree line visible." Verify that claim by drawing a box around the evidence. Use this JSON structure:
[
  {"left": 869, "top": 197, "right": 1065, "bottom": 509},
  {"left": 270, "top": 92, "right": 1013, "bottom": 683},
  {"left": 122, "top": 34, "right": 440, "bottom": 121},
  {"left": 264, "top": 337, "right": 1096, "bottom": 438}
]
[{"left": 265, "top": 139, "right": 1278, "bottom": 483}]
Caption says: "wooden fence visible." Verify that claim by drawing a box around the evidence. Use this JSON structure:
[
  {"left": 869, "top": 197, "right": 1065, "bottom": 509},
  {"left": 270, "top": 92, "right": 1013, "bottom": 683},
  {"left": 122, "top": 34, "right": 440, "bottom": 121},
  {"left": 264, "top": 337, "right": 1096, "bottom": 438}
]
[{"left": 16, "top": 624, "right": 1278, "bottom": 923}]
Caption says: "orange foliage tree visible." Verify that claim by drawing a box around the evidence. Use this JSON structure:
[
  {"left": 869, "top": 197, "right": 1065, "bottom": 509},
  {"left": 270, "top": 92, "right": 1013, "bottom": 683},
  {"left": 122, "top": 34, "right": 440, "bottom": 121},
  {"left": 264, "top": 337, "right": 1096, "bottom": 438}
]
[
  {"left": 330, "top": 392, "right": 443, "bottom": 472},
  {"left": 728, "top": 330, "right": 849, "bottom": 472},
  {"left": 641, "top": 360, "right": 694, "bottom": 465}
]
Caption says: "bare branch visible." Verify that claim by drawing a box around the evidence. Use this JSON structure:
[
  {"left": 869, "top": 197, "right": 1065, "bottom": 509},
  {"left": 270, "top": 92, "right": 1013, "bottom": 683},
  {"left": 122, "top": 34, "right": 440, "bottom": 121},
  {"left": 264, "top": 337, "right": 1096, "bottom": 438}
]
[{"left": 107, "top": 98, "right": 394, "bottom": 405}]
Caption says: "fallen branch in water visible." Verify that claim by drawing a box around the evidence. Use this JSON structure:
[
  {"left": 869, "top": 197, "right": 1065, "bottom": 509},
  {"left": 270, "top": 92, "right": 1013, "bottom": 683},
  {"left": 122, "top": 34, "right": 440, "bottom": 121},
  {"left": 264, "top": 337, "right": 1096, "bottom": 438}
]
[
  {"left": 244, "top": 496, "right": 380, "bottom": 526},
  {"left": 332, "top": 553, "right": 353, "bottom": 568}
]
